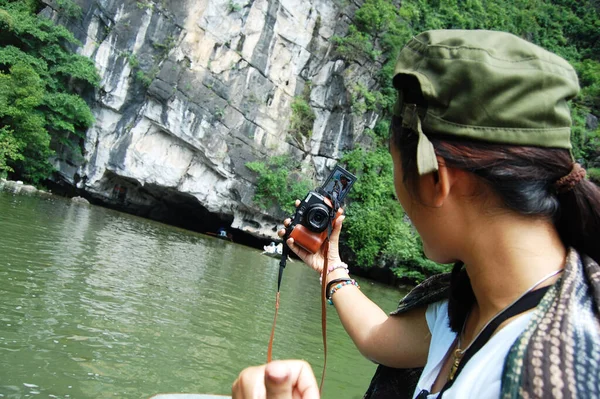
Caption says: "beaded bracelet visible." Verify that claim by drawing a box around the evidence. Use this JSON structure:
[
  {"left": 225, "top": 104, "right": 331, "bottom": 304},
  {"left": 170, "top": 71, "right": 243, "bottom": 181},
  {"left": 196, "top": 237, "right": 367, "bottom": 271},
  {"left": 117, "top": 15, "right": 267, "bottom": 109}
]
[
  {"left": 319, "top": 262, "right": 349, "bottom": 284},
  {"left": 327, "top": 262, "right": 349, "bottom": 274},
  {"left": 327, "top": 279, "right": 360, "bottom": 305}
]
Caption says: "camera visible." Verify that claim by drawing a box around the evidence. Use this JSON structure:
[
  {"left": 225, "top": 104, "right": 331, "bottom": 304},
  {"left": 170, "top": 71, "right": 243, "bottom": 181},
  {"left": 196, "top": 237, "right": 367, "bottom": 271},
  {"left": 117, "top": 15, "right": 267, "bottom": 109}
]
[{"left": 285, "top": 166, "right": 356, "bottom": 254}]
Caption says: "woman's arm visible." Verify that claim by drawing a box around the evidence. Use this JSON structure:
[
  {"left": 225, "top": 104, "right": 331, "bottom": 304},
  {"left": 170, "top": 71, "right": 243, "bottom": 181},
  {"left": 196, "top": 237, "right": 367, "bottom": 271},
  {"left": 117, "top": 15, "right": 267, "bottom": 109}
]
[
  {"left": 282, "top": 207, "right": 431, "bottom": 368},
  {"left": 324, "top": 267, "right": 431, "bottom": 368}
]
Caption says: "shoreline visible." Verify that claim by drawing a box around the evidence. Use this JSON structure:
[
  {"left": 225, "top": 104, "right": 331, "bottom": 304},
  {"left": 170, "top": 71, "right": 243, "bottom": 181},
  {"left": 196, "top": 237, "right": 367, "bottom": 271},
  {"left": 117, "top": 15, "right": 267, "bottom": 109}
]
[{"left": 0, "top": 178, "right": 89, "bottom": 204}]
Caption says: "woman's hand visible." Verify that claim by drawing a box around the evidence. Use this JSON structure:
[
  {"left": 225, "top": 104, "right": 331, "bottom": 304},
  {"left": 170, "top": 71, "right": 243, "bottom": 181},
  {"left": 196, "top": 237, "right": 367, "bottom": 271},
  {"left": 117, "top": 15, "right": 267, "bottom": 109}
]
[
  {"left": 277, "top": 200, "right": 345, "bottom": 274},
  {"left": 232, "top": 360, "right": 319, "bottom": 399}
]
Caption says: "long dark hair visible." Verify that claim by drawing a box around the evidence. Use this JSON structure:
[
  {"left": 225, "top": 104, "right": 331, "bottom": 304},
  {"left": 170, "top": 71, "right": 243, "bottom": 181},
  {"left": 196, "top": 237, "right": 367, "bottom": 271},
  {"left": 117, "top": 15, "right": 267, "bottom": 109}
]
[{"left": 391, "top": 114, "right": 600, "bottom": 331}]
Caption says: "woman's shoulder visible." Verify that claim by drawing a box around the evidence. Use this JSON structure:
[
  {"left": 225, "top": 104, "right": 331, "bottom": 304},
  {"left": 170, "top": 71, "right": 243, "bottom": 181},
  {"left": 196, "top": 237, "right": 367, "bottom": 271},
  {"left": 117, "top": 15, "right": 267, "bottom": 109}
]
[{"left": 391, "top": 273, "right": 451, "bottom": 316}]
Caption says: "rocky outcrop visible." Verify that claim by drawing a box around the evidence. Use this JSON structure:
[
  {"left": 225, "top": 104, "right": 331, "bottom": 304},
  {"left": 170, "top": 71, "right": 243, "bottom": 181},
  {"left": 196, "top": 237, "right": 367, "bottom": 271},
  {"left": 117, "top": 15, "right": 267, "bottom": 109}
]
[
  {"left": 46, "top": 0, "right": 379, "bottom": 239},
  {"left": 0, "top": 179, "right": 52, "bottom": 197}
]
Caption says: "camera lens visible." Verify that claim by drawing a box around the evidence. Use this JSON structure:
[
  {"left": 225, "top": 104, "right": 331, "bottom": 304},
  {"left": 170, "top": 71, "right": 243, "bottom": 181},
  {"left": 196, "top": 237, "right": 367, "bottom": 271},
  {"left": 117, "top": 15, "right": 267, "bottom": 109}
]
[{"left": 305, "top": 204, "right": 331, "bottom": 232}]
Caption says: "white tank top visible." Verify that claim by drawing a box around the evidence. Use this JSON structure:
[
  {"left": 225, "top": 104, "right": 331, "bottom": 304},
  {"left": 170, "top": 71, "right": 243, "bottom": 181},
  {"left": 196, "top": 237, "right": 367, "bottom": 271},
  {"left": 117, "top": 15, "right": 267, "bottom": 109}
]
[{"left": 413, "top": 300, "right": 533, "bottom": 399}]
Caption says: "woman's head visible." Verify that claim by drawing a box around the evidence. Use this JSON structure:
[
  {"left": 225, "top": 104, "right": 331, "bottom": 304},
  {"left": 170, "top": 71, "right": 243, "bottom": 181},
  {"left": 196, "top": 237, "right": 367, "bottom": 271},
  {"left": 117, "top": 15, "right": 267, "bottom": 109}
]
[
  {"left": 392, "top": 117, "right": 600, "bottom": 262},
  {"left": 389, "top": 30, "right": 600, "bottom": 263}
]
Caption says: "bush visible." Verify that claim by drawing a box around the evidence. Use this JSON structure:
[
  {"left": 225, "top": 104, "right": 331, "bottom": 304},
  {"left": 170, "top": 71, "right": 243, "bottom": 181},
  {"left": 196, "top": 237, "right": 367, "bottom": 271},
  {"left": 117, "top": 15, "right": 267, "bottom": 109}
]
[
  {"left": 289, "top": 97, "right": 315, "bottom": 141},
  {"left": 331, "top": 26, "right": 379, "bottom": 62},
  {"left": 246, "top": 156, "right": 313, "bottom": 214}
]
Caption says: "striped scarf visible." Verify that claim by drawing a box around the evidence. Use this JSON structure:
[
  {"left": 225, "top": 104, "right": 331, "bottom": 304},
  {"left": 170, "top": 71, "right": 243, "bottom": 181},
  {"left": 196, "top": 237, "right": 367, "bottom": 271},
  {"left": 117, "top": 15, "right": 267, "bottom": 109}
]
[
  {"left": 364, "top": 249, "right": 600, "bottom": 399},
  {"left": 501, "top": 249, "right": 600, "bottom": 398}
]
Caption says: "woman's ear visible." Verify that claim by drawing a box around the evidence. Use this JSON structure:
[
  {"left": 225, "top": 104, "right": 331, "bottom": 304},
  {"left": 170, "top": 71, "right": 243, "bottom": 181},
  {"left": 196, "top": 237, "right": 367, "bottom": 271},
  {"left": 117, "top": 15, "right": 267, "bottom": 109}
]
[{"left": 418, "top": 156, "right": 454, "bottom": 208}]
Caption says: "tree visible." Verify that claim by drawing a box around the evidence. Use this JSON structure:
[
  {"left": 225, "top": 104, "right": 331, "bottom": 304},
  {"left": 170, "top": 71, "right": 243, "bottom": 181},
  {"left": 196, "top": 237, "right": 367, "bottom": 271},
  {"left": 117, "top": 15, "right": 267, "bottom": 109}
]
[{"left": 0, "top": 0, "right": 99, "bottom": 183}]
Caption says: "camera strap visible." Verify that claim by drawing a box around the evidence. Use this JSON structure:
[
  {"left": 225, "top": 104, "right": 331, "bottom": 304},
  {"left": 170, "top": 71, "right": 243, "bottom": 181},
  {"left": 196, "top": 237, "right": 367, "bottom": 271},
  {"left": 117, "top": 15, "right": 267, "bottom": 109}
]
[
  {"left": 277, "top": 244, "right": 289, "bottom": 291},
  {"left": 266, "top": 205, "right": 336, "bottom": 397},
  {"left": 317, "top": 221, "right": 334, "bottom": 394},
  {"left": 267, "top": 243, "right": 289, "bottom": 363}
]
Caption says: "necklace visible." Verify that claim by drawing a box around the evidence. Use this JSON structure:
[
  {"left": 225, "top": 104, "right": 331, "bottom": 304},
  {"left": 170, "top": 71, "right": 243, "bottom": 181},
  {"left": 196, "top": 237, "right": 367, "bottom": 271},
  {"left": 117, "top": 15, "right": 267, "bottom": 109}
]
[{"left": 448, "top": 268, "right": 564, "bottom": 381}]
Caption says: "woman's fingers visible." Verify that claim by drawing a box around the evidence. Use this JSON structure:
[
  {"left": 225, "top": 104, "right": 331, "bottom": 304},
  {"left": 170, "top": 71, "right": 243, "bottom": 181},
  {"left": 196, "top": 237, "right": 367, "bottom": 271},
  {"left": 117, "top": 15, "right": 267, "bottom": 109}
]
[
  {"left": 286, "top": 238, "right": 310, "bottom": 263},
  {"left": 264, "top": 362, "right": 293, "bottom": 399},
  {"left": 331, "top": 215, "right": 345, "bottom": 240},
  {"left": 265, "top": 361, "right": 319, "bottom": 399},
  {"left": 325, "top": 210, "right": 345, "bottom": 263},
  {"left": 277, "top": 218, "right": 292, "bottom": 238},
  {"left": 232, "top": 360, "right": 319, "bottom": 399},
  {"left": 232, "top": 365, "right": 266, "bottom": 398}
]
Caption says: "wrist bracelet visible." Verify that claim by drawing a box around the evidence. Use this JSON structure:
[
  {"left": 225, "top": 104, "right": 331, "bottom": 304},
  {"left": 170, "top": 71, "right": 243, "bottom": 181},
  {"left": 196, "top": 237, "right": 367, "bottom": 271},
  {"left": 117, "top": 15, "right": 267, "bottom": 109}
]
[
  {"left": 326, "top": 278, "right": 360, "bottom": 305},
  {"left": 327, "top": 262, "right": 348, "bottom": 274},
  {"left": 320, "top": 262, "right": 349, "bottom": 284}
]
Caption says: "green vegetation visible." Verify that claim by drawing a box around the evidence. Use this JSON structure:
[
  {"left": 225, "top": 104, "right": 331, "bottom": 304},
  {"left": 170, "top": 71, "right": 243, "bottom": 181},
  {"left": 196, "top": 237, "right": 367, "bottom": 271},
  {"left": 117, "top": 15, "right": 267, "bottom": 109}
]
[
  {"left": 136, "top": 1, "right": 154, "bottom": 11},
  {"left": 152, "top": 35, "right": 177, "bottom": 57},
  {"left": 0, "top": 0, "right": 99, "bottom": 183},
  {"left": 227, "top": 0, "right": 242, "bottom": 13},
  {"left": 246, "top": 156, "right": 313, "bottom": 214},
  {"left": 135, "top": 69, "right": 153, "bottom": 87},
  {"left": 289, "top": 83, "right": 315, "bottom": 143},
  {"left": 214, "top": 107, "right": 225, "bottom": 121},
  {"left": 122, "top": 51, "right": 159, "bottom": 88},
  {"left": 350, "top": 82, "right": 390, "bottom": 115},
  {"left": 289, "top": 97, "right": 315, "bottom": 141},
  {"left": 123, "top": 51, "right": 140, "bottom": 69}
]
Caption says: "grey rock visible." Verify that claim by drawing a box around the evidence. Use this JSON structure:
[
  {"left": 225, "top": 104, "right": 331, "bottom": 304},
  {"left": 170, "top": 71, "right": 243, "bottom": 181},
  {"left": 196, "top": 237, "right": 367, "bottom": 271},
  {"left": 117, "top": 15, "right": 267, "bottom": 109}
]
[
  {"left": 72, "top": 196, "right": 91, "bottom": 204},
  {"left": 48, "top": 0, "right": 380, "bottom": 240},
  {"left": 20, "top": 185, "right": 39, "bottom": 195},
  {"left": 148, "top": 79, "right": 175, "bottom": 102}
]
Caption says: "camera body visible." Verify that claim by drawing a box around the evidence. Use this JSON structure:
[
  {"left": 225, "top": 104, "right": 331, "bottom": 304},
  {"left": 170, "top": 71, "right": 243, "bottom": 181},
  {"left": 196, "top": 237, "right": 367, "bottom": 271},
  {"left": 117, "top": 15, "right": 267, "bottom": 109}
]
[
  {"left": 286, "top": 190, "right": 336, "bottom": 254},
  {"left": 284, "top": 166, "right": 356, "bottom": 254}
]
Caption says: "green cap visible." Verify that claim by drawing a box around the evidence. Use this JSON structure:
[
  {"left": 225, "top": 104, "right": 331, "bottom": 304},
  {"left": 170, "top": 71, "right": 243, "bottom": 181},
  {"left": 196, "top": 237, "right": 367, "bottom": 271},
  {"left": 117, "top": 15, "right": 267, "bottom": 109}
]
[{"left": 392, "top": 30, "right": 580, "bottom": 175}]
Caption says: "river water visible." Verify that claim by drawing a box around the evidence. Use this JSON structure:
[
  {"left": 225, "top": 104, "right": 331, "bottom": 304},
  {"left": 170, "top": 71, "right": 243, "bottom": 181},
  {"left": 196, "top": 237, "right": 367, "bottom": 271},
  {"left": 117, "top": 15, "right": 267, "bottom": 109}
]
[{"left": 0, "top": 191, "right": 406, "bottom": 399}]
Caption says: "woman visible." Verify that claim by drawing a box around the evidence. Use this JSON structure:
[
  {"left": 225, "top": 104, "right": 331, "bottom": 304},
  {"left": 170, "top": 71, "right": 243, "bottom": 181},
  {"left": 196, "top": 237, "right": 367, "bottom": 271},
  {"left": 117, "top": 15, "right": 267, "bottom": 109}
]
[{"left": 232, "top": 30, "right": 600, "bottom": 399}]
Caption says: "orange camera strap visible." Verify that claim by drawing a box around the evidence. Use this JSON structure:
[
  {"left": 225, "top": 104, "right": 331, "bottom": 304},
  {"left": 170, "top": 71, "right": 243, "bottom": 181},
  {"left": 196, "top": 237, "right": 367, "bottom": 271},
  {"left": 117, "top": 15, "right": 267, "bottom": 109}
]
[
  {"left": 266, "top": 235, "right": 331, "bottom": 396},
  {"left": 319, "top": 242, "right": 329, "bottom": 393},
  {"left": 267, "top": 243, "right": 289, "bottom": 363}
]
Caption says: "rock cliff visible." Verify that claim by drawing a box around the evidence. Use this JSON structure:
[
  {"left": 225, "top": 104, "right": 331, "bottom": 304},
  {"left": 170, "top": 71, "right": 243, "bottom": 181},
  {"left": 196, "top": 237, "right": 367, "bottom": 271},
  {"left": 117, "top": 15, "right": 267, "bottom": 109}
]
[{"left": 45, "top": 0, "right": 378, "bottom": 241}]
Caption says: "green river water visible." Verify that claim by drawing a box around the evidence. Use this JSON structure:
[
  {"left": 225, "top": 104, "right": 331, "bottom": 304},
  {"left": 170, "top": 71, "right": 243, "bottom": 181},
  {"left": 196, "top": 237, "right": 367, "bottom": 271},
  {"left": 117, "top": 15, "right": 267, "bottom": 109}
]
[{"left": 0, "top": 191, "right": 406, "bottom": 399}]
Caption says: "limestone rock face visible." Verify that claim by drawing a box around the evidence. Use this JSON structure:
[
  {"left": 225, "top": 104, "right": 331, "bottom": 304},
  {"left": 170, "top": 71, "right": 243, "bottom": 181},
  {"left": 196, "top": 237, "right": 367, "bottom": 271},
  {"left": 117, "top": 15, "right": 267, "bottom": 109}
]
[{"left": 49, "top": 0, "right": 378, "bottom": 239}]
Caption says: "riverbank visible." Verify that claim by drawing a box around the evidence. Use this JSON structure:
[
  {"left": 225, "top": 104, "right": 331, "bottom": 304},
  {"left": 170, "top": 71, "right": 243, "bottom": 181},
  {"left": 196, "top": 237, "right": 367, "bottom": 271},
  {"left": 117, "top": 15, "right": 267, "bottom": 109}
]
[
  {"left": 0, "top": 178, "right": 50, "bottom": 196},
  {"left": 0, "top": 178, "right": 90, "bottom": 204}
]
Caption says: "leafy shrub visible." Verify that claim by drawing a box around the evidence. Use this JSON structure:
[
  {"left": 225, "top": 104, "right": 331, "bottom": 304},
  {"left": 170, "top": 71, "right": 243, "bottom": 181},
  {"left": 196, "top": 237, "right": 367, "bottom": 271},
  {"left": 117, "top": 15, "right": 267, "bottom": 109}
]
[
  {"left": 289, "top": 97, "right": 315, "bottom": 140},
  {"left": 246, "top": 156, "right": 313, "bottom": 214},
  {"left": 331, "top": 26, "right": 379, "bottom": 62},
  {"left": 337, "top": 0, "right": 599, "bottom": 161}
]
